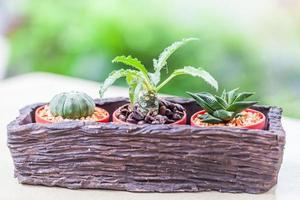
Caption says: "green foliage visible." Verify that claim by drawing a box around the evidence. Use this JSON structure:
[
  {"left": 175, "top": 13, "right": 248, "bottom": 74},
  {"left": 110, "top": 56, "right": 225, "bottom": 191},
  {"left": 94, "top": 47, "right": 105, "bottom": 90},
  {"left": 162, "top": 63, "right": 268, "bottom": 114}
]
[
  {"left": 113, "top": 56, "right": 148, "bottom": 77},
  {"left": 99, "top": 69, "right": 142, "bottom": 101},
  {"left": 156, "top": 66, "right": 218, "bottom": 91},
  {"left": 7, "top": 0, "right": 300, "bottom": 118},
  {"left": 150, "top": 38, "right": 198, "bottom": 85},
  {"left": 187, "top": 88, "right": 257, "bottom": 123},
  {"left": 100, "top": 38, "right": 218, "bottom": 114},
  {"left": 49, "top": 91, "right": 95, "bottom": 119}
]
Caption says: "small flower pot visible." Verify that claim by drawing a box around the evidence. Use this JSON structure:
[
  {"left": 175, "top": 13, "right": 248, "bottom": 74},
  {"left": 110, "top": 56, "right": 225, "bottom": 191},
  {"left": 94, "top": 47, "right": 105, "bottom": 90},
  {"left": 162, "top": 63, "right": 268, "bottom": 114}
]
[
  {"left": 112, "top": 104, "right": 187, "bottom": 125},
  {"left": 190, "top": 108, "right": 266, "bottom": 129},
  {"left": 35, "top": 105, "right": 110, "bottom": 124}
]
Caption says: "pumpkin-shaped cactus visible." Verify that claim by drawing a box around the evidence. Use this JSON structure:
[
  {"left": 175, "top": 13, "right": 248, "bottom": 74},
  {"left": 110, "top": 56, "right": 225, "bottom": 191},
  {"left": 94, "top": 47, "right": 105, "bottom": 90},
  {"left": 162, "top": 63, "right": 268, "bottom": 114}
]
[{"left": 49, "top": 91, "right": 95, "bottom": 119}]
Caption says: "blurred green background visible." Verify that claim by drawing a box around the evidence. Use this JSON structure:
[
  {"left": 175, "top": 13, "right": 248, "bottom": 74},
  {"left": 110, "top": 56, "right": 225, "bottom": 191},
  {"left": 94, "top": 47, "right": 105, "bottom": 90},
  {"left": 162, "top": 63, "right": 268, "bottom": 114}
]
[{"left": 2, "top": 0, "right": 300, "bottom": 117}]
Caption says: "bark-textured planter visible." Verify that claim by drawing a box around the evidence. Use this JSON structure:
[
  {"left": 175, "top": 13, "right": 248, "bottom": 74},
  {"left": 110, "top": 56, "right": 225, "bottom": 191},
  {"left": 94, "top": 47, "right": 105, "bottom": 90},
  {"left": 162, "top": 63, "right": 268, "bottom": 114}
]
[{"left": 7, "top": 97, "right": 285, "bottom": 194}]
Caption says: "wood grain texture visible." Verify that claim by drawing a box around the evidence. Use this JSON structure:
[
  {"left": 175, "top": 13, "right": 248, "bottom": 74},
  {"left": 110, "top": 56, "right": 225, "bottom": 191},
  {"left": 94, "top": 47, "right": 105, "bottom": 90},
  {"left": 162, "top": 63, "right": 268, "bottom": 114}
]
[{"left": 7, "top": 97, "right": 285, "bottom": 193}]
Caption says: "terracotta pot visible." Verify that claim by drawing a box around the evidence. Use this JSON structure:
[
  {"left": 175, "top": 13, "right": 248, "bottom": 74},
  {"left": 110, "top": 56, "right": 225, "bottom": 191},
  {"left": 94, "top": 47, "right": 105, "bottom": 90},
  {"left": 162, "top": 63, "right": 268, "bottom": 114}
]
[
  {"left": 35, "top": 105, "right": 110, "bottom": 124},
  {"left": 112, "top": 104, "right": 187, "bottom": 125},
  {"left": 190, "top": 108, "right": 266, "bottom": 130}
]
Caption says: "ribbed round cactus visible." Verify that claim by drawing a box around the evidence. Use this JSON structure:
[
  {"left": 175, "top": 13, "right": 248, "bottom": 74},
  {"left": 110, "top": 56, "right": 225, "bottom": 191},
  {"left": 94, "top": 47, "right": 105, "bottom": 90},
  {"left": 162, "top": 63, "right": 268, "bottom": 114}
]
[{"left": 49, "top": 91, "right": 96, "bottom": 119}]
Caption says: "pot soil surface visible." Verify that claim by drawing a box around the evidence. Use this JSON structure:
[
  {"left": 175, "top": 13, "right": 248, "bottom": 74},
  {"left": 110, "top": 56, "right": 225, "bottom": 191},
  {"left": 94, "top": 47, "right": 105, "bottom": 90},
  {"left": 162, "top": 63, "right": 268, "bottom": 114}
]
[
  {"left": 36, "top": 105, "right": 109, "bottom": 123},
  {"left": 114, "top": 99, "right": 186, "bottom": 124},
  {"left": 191, "top": 109, "right": 265, "bottom": 129}
]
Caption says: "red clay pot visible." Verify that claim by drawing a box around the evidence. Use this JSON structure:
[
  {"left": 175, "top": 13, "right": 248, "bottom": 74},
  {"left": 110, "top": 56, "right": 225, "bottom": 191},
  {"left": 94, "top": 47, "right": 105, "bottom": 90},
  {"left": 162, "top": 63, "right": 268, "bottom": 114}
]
[
  {"left": 112, "top": 104, "right": 187, "bottom": 125},
  {"left": 190, "top": 108, "right": 266, "bottom": 130},
  {"left": 35, "top": 105, "right": 110, "bottom": 124}
]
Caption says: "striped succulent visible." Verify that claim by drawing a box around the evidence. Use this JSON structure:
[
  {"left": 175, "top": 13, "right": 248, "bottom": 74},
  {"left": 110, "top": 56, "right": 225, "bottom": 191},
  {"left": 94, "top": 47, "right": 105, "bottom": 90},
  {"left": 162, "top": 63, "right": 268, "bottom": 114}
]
[{"left": 187, "top": 88, "right": 258, "bottom": 123}]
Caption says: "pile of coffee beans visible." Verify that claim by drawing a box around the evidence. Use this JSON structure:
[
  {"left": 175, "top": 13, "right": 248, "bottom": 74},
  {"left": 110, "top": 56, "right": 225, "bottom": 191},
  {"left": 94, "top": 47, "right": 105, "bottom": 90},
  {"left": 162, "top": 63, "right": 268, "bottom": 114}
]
[{"left": 116, "top": 99, "right": 185, "bottom": 124}]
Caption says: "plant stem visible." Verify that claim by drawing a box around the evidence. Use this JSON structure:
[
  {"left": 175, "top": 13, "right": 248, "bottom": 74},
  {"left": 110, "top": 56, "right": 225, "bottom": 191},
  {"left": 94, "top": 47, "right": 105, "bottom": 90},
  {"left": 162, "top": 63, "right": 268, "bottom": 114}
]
[{"left": 156, "top": 74, "right": 176, "bottom": 91}]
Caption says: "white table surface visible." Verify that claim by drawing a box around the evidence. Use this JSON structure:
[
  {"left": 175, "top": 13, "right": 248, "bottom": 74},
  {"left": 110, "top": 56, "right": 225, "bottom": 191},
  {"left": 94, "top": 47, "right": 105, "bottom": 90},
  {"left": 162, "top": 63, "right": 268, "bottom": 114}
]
[{"left": 0, "top": 72, "right": 299, "bottom": 200}]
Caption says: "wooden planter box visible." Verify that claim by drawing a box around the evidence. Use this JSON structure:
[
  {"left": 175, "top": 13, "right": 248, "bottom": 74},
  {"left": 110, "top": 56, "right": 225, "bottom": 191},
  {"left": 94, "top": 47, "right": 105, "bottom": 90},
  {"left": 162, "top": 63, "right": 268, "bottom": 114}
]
[{"left": 7, "top": 97, "right": 285, "bottom": 194}]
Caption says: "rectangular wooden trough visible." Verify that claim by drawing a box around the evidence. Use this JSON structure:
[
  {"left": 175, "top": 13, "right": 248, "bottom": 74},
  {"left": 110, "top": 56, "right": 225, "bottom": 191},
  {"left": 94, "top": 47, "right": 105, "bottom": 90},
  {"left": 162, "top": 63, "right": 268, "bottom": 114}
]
[{"left": 7, "top": 97, "right": 285, "bottom": 194}]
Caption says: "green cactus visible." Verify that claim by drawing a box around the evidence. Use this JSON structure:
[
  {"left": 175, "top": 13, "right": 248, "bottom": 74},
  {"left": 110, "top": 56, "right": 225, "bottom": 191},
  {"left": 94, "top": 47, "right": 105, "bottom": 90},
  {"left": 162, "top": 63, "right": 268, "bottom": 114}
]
[
  {"left": 187, "top": 88, "right": 258, "bottom": 123},
  {"left": 49, "top": 91, "right": 95, "bottom": 119}
]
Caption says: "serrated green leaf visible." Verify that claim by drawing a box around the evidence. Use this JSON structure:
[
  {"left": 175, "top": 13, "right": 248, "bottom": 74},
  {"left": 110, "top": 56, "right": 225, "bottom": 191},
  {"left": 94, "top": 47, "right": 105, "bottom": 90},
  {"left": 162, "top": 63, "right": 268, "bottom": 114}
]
[
  {"left": 151, "top": 38, "right": 198, "bottom": 85},
  {"left": 227, "top": 101, "right": 258, "bottom": 113},
  {"left": 126, "top": 74, "right": 142, "bottom": 104},
  {"left": 157, "top": 66, "right": 218, "bottom": 91},
  {"left": 112, "top": 55, "right": 148, "bottom": 77},
  {"left": 99, "top": 69, "right": 140, "bottom": 99},
  {"left": 134, "top": 82, "right": 143, "bottom": 104},
  {"left": 148, "top": 72, "right": 159, "bottom": 86}
]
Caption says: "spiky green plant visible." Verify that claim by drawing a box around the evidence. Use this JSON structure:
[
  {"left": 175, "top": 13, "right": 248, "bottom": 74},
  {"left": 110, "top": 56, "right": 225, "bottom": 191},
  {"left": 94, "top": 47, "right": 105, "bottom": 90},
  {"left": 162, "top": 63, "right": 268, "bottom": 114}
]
[
  {"left": 187, "top": 88, "right": 258, "bottom": 123},
  {"left": 99, "top": 38, "right": 218, "bottom": 115}
]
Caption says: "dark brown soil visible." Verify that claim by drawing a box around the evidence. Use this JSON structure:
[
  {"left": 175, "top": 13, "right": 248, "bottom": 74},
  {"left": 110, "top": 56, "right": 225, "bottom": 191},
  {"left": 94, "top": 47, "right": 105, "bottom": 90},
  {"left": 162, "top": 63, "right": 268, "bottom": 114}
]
[{"left": 115, "top": 99, "right": 185, "bottom": 124}]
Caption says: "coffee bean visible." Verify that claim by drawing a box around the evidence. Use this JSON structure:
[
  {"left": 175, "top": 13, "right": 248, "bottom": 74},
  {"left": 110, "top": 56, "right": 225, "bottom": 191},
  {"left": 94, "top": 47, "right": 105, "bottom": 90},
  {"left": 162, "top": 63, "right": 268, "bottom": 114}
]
[
  {"left": 168, "top": 103, "right": 175, "bottom": 109},
  {"left": 172, "top": 107, "right": 178, "bottom": 112},
  {"left": 159, "top": 101, "right": 164, "bottom": 107},
  {"left": 152, "top": 120, "right": 160, "bottom": 124},
  {"left": 159, "top": 106, "right": 167, "bottom": 115},
  {"left": 127, "top": 113, "right": 134, "bottom": 120},
  {"left": 120, "top": 108, "right": 128, "bottom": 116},
  {"left": 165, "top": 109, "right": 173, "bottom": 116},
  {"left": 155, "top": 115, "right": 167, "bottom": 124},
  {"left": 176, "top": 111, "right": 184, "bottom": 115},
  {"left": 151, "top": 110, "right": 158, "bottom": 116},
  {"left": 145, "top": 115, "right": 154, "bottom": 123},
  {"left": 160, "top": 99, "right": 170, "bottom": 107},
  {"left": 166, "top": 119, "right": 175, "bottom": 124},
  {"left": 138, "top": 120, "right": 146, "bottom": 125},
  {"left": 126, "top": 113, "right": 137, "bottom": 123},
  {"left": 118, "top": 114, "right": 126, "bottom": 121},
  {"left": 175, "top": 104, "right": 185, "bottom": 111},
  {"left": 172, "top": 113, "right": 181, "bottom": 120},
  {"left": 132, "top": 111, "right": 144, "bottom": 120},
  {"left": 127, "top": 118, "right": 137, "bottom": 124}
]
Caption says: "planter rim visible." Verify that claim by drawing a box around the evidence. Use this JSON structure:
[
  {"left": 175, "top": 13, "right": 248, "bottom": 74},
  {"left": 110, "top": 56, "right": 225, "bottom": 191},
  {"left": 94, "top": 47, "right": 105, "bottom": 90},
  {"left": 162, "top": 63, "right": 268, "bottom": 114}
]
[
  {"left": 112, "top": 103, "right": 187, "bottom": 125},
  {"left": 7, "top": 97, "right": 284, "bottom": 136},
  {"left": 35, "top": 105, "right": 110, "bottom": 124},
  {"left": 190, "top": 108, "right": 266, "bottom": 129}
]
